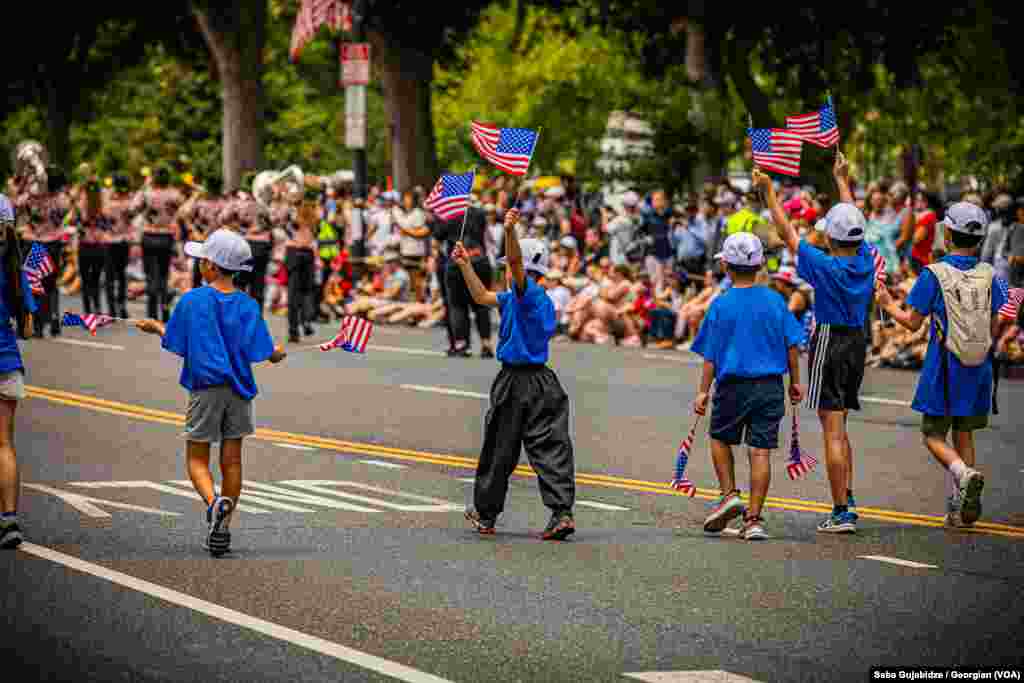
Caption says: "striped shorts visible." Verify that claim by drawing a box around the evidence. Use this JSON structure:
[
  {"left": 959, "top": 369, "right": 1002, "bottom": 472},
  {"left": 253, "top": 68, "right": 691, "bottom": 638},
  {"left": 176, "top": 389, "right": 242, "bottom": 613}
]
[{"left": 805, "top": 323, "right": 866, "bottom": 412}]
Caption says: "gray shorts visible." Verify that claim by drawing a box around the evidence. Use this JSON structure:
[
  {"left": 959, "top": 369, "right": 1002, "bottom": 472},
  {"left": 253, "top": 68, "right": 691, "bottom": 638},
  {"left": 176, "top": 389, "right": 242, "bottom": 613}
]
[
  {"left": 184, "top": 385, "right": 254, "bottom": 443},
  {"left": 0, "top": 371, "right": 25, "bottom": 401}
]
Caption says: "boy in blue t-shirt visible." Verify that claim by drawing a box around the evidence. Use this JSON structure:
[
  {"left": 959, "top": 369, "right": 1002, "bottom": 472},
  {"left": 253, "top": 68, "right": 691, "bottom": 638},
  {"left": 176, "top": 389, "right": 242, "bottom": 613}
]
[
  {"left": 755, "top": 155, "right": 874, "bottom": 534},
  {"left": 876, "top": 202, "right": 1009, "bottom": 528},
  {"left": 452, "top": 207, "right": 576, "bottom": 541},
  {"left": 692, "top": 233, "right": 804, "bottom": 541},
  {"left": 137, "top": 229, "right": 286, "bottom": 556}
]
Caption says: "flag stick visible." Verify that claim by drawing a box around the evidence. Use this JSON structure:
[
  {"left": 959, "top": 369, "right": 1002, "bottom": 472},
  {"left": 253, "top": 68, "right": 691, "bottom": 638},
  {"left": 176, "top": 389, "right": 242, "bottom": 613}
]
[
  {"left": 457, "top": 166, "right": 477, "bottom": 244},
  {"left": 515, "top": 126, "right": 542, "bottom": 209}
]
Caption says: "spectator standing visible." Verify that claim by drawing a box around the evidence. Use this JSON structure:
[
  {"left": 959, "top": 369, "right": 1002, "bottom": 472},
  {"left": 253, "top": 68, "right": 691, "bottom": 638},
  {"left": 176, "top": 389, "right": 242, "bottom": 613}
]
[
  {"left": 607, "top": 191, "right": 641, "bottom": 267},
  {"left": 443, "top": 206, "right": 495, "bottom": 358},
  {"left": 1007, "top": 197, "right": 1024, "bottom": 288},
  {"left": 638, "top": 190, "right": 674, "bottom": 290},
  {"left": 980, "top": 193, "right": 1014, "bottom": 282},
  {"left": 394, "top": 190, "right": 430, "bottom": 302}
]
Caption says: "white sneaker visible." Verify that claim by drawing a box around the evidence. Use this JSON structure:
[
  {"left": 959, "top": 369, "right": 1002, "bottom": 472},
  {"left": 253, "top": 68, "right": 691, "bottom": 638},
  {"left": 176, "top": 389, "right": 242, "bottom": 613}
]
[
  {"left": 703, "top": 492, "right": 745, "bottom": 533},
  {"left": 958, "top": 469, "right": 985, "bottom": 525},
  {"left": 740, "top": 517, "right": 768, "bottom": 541}
]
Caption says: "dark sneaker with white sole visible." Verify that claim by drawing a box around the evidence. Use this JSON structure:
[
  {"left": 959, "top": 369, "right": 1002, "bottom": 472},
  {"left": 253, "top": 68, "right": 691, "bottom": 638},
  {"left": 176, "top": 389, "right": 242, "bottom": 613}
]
[
  {"left": 206, "top": 496, "right": 234, "bottom": 557},
  {"left": 0, "top": 523, "right": 23, "bottom": 549},
  {"left": 464, "top": 508, "right": 496, "bottom": 535},
  {"left": 959, "top": 469, "right": 985, "bottom": 525},
  {"left": 541, "top": 512, "right": 575, "bottom": 541}
]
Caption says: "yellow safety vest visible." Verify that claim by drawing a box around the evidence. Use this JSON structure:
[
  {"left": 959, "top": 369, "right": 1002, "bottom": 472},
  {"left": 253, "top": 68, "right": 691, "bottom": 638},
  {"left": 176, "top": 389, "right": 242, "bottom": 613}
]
[{"left": 318, "top": 220, "right": 340, "bottom": 260}]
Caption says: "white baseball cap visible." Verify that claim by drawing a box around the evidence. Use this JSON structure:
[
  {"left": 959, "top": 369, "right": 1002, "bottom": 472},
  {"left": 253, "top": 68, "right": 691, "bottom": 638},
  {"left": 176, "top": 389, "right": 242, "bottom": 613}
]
[
  {"left": 184, "top": 229, "right": 254, "bottom": 272},
  {"left": 498, "top": 238, "right": 549, "bottom": 275},
  {"left": 941, "top": 202, "right": 989, "bottom": 235},
  {"left": 714, "top": 232, "right": 764, "bottom": 267},
  {"left": 559, "top": 235, "right": 578, "bottom": 251},
  {"left": 622, "top": 191, "right": 640, "bottom": 208},
  {"left": 823, "top": 203, "right": 867, "bottom": 241}
]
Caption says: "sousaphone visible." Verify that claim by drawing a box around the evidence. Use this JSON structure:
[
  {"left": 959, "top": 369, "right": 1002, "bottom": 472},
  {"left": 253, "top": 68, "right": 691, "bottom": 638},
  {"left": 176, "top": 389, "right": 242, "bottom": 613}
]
[{"left": 12, "top": 140, "right": 48, "bottom": 193}]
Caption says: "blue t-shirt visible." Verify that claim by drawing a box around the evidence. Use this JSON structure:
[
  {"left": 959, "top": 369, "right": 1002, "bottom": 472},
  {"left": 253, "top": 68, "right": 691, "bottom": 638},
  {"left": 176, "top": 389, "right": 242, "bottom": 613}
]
[
  {"left": 162, "top": 287, "right": 276, "bottom": 400},
  {"left": 0, "top": 267, "right": 39, "bottom": 374},
  {"left": 691, "top": 286, "right": 804, "bottom": 384},
  {"left": 796, "top": 241, "right": 874, "bottom": 327},
  {"left": 496, "top": 277, "right": 557, "bottom": 366},
  {"left": 906, "top": 255, "right": 1008, "bottom": 417}
]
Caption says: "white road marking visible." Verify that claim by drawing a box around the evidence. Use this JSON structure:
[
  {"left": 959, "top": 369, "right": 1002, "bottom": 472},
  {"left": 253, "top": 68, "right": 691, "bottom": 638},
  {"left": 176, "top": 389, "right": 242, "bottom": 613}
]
[
  {"left": 859, "top": 395, "right": 912, "bottom": 407},
  {"left": 575, "top": 500, "right": 631, "bottom": 511},
  {"left": 400, "top": 384, "right": 488, "bottom": 399},
  {"left": 359, "top": 460, "right": 407, "bottom": 470},
  {"left": 23, "top": 483, "right": 180, "bottom": 519},
  {"left": 457, "top": 477, "right": 476, "bottom": 483},
  {"left": 69, "top": 481, "right": 274, "bottom": 514},
  {"left": 52, "top": 338, "right": 126, "bottom": 351},
  {"left": 274, "top": 442, "right": 316, "bottom": 452},
  {"left": 625, "top": 671, "right": 762, "bottom": 682},
  {"left": 165, "top": 481, "right": 316, "bottom": 513},
  {"left": 18, "top": 543, "right": 455, "bottom": 683},
  {"left": 641, "top": 354, "right": 702, "bottom": 365},
  {"left": 278, "top": 480, "right": 461, "bottom": 512},
  {"left": 243, "top": 481, "right": 382, "bottom": 513},
  {"left": 370, "top": 345, "right": 444, "bottom": 357},
  {"left": 859, "top": 555, "right": 938, "bottom": 569}
]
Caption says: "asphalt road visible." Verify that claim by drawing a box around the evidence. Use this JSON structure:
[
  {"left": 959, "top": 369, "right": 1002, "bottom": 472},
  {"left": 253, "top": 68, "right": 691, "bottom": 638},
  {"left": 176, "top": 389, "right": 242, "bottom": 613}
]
[{"left": 3, "top": 303, "right": 1023, "bottom": 683}]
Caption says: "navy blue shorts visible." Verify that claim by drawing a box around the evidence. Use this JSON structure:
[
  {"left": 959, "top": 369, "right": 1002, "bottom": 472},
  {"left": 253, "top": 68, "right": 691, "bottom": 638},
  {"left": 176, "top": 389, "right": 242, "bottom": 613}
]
[{"left": 710, "top": 376, "right": 786, "bottom": 450}]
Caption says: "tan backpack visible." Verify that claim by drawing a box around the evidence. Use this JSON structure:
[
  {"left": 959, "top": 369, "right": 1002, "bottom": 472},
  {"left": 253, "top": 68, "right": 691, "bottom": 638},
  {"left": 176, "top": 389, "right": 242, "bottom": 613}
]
[{"left": 925, "top": 261, "right": 994, "bottom": 367}]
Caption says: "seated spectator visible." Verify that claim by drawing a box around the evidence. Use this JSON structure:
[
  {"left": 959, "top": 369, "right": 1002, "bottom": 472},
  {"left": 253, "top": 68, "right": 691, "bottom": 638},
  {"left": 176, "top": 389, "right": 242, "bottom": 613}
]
[
  {"left": 580, "top": 265, "right": 641, "bottom": 345},
  {"left": 675, "top": 270, "right": 730, "bottom": 350},
  {"left": 769, "top": 266, "right": 813, "bottom": 352},
  {"left": 320, "top": 271, "right": 347, "bottom": 321},
  {"left": 346, "top": 251, "right": 412, "bottom": 321},
  {"left": 543, "top": 269, "right": 572, "bottom": 338},
  {"left": 266, "top": 258, "right": 289, "bottom": 316}
]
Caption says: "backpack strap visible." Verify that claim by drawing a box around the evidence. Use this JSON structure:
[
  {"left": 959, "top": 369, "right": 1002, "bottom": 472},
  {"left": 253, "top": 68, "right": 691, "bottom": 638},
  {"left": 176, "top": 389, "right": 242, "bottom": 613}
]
[{"left": 926, "top": 266, "right": 952, "bottom": 417}]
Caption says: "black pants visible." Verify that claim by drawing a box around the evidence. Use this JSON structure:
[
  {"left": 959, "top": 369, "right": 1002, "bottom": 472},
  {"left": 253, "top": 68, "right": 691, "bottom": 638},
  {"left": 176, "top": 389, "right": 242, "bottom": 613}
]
[
  {"left": 79, "top": 243, "right": 107, "bottom": 316},
  {"left": 436, "top": 254, "right": 455, "bottom": 350},
  {"left": 349, "top": 239, "right": 367, "bottom": 284},
  {"left": 31, "top": 241, "right": 64, "bottom": 336},
  {"left": 475, "top": 365, "right": 575, "bottom": 520},
  {"left": 316, "top": 253, "right": 336, "bottom": 319},
  {"left": 142, "top": 234, "right": 174, "bottom": 321},
  {"left": 286, "top": 247, "right": 315, "bottom": 336},
  {"left": 244, "top": 241, "right": 272, "bottom": 314},
  {"left": 105, "top": 243, "right": 130, "bottom": 317},
  {"left": 446, "top": 258, "right": 493, "bottom": 348}
]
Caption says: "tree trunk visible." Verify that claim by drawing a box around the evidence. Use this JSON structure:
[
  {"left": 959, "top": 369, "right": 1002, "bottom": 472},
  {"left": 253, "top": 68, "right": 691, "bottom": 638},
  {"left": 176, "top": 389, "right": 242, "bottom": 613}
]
[
  {"left": 194, "top": 0, "right": 265, "bottom": 191},
  {"left": 376, "top": 36, "right": 438, "bottom": 192},
  {"left": 723, "top": 34, "right": 773, "bottom": 128},
  {"left": 45, "top": 74, "right": 72, "bottom": 174}
]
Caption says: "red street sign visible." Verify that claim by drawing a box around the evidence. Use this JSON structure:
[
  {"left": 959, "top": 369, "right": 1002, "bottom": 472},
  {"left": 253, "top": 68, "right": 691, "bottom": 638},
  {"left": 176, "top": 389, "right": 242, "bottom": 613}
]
[{"left": 340, "top": 43, "right": 371, "bottom": 87}]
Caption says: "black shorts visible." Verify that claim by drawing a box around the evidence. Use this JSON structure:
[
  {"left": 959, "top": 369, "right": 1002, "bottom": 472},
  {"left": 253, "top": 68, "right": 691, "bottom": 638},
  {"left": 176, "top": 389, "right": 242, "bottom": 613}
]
[
  {"left": 710, "top": 376, "right": 786, "bottom": 450},
  {"left": 806, "top": 323, "right": 866, "bottom": 411}
]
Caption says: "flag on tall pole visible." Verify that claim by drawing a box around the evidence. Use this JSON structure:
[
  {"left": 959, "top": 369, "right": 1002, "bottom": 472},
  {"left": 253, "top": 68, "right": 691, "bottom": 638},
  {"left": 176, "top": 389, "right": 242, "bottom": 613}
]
[
  {"left": 747, "top": 128, "right": 804, "bottom": 177},
  {"left": 785, "top": 98, "right": 840, "bottom": 148},
  {"left": 424, "top": 170, "right": 475, "bottom": 221},
  {"left": 290, "top": 0, "right": 350, "bottom": 62},
  {"left": 470, "top": 122, "right": 539, "bottom": 176}
]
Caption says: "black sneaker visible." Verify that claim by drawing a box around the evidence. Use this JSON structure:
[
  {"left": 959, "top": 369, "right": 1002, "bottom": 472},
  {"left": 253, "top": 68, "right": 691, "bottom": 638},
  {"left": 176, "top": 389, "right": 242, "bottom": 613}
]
[
  {"left": 480, "top": 347, "right": 495, "bottom": 359},
  {"left": 0, "top": 523, "right": 23, "bottom": 549},
  {"left": 205, "top": 496, "right": 234, "bottom": 557},
  {"left": 464, "top": 508, "right": 496, "bottom": 535},
  {"left": 541, "top": 512, "right": 575, "bottom": 541},
  {"left": 303, "top": 324, "right": 316, "bottom": 337},
  {"left": 447, "top": 346, "right": 471, "bottom": 358}
]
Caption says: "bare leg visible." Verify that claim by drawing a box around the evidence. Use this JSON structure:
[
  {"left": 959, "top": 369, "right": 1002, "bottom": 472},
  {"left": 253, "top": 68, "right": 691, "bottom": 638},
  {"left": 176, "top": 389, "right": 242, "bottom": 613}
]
[
  {"left": 710, "top": 439, "right": 736, "bottom": 495},
  {"left": 923, "top": 434, "right": 962, "bottom": 469},
  {"left": 186, "top": 441, "right": 216, "bottom": 506},
  {"left": 0, "top": 400, "right": 18, "bottom": 513},
  {"left": 952, "top": 430, "right": 975, "bottom": 468},
  {"left": 747, "top": 448, "right": 772, "bottom": 519},
  {"left": 818, "top": 410, "right": 849, "bottom": 506},
  {"left": 219, "top": 439, "right": 243, "bottom": 528}
]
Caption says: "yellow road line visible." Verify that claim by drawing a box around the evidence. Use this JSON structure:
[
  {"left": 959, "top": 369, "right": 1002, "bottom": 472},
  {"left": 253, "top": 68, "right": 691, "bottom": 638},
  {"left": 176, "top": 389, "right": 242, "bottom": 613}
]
[{"left": 25, "top": 385, "right": 1024, "bottom": 539}]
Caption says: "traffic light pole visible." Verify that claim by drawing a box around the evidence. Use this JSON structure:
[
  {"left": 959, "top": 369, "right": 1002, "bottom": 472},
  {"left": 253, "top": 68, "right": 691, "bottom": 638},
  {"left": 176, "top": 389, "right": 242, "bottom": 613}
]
[{"left": 350, "top": 0, "right": 368, "bottom": 200}]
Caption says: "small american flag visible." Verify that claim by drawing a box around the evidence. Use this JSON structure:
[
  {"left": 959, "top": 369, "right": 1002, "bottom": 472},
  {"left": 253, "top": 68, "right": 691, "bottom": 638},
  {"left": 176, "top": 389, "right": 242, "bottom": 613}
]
[
  {"left": 290, "top": 0, "right": 349, "bottom": 63},
  {"left": 786, "top": 410, "right": 818, "bottom": 480},
  {"left": 786, "top": 99, "right": 840, "bottom": 148},
  {"left": 470, "top": 122, "right": 538, "bottom": 176},
  {"left": 748, "top": 128, "right": 804, "bottom": 177},
  {"left": 870, "top": 245, "right": 886, "bottom": 284},
  {"left": 62, "top": 312, "right": 113, "bottom": 336},
  {"left": 320, "top": 316, "right": 373, "bottom": 353},
  {"left": 424, "top": 171, "right": 475, "bottom": 221},
  {"left": 1000, "top": 287, "right": 1023, "bottom": 322},
  {"left": 23, "top": 243, "right": 54, "bottom": 295},
  {"left": 670, "top": 416, "right": 701, "bottom": 497}
]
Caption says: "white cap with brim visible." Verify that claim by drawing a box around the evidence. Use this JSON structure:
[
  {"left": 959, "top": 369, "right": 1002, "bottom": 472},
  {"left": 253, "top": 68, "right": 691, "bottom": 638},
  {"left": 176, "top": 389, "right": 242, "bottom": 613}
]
[
  {"left": 824, "top": 203, "right": 867, "bottom": 242},
  {"left": 941, "top": 202, "right": 989, "bottom": 236},
  {"left": 714, "top": 232, "right": 764, "bottom": 267},
  {"left": 497, "top": 238, "right": 549, "bottom": 275},
  {"left": 184, "top": 229, "right": 253, "bottom": 272}
]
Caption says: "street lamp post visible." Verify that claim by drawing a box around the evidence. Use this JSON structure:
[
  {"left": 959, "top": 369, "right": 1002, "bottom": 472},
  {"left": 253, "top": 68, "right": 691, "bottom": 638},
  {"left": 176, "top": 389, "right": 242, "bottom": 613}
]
[{"left": 349, "top": 0, "right": 368, "bottom": 200}]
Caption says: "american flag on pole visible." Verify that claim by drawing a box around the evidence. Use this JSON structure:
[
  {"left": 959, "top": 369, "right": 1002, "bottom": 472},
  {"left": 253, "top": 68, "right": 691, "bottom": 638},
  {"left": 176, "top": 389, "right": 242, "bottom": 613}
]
[
  {"left": 290, "top": 0, "right": 350, "bottom": 63},
  {"left": 470, "top": 122, "right": 539, "bottom": 176},
  {"left": 669, "top": 416, "right": 701, "bottom": 497},
  {"left": 870, "top": 245, "right": 887, "bottom": 284},
  {"left": 786, "top": 410, "right": 818, "bottom": 480},
  {"left": 748, "top": 128, "right": 804, "bottom": 177},
  {"left": 62, "top": 312, "right": 113, "bottom": 336},
  {"left": 320, "top": 316, "right": 373, "bottom": 353},
  {"left": 23, "top": 242, "right": 54, "bottom": 296},
  {"left": 999, "top": 287, "right": 1023, "bottom": 322},
  {"left": 785, "top": 99, "right": 840, "bottom": 148},
  {"left": 424, "top": 171, "right": 475, "bottom": 221}
]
